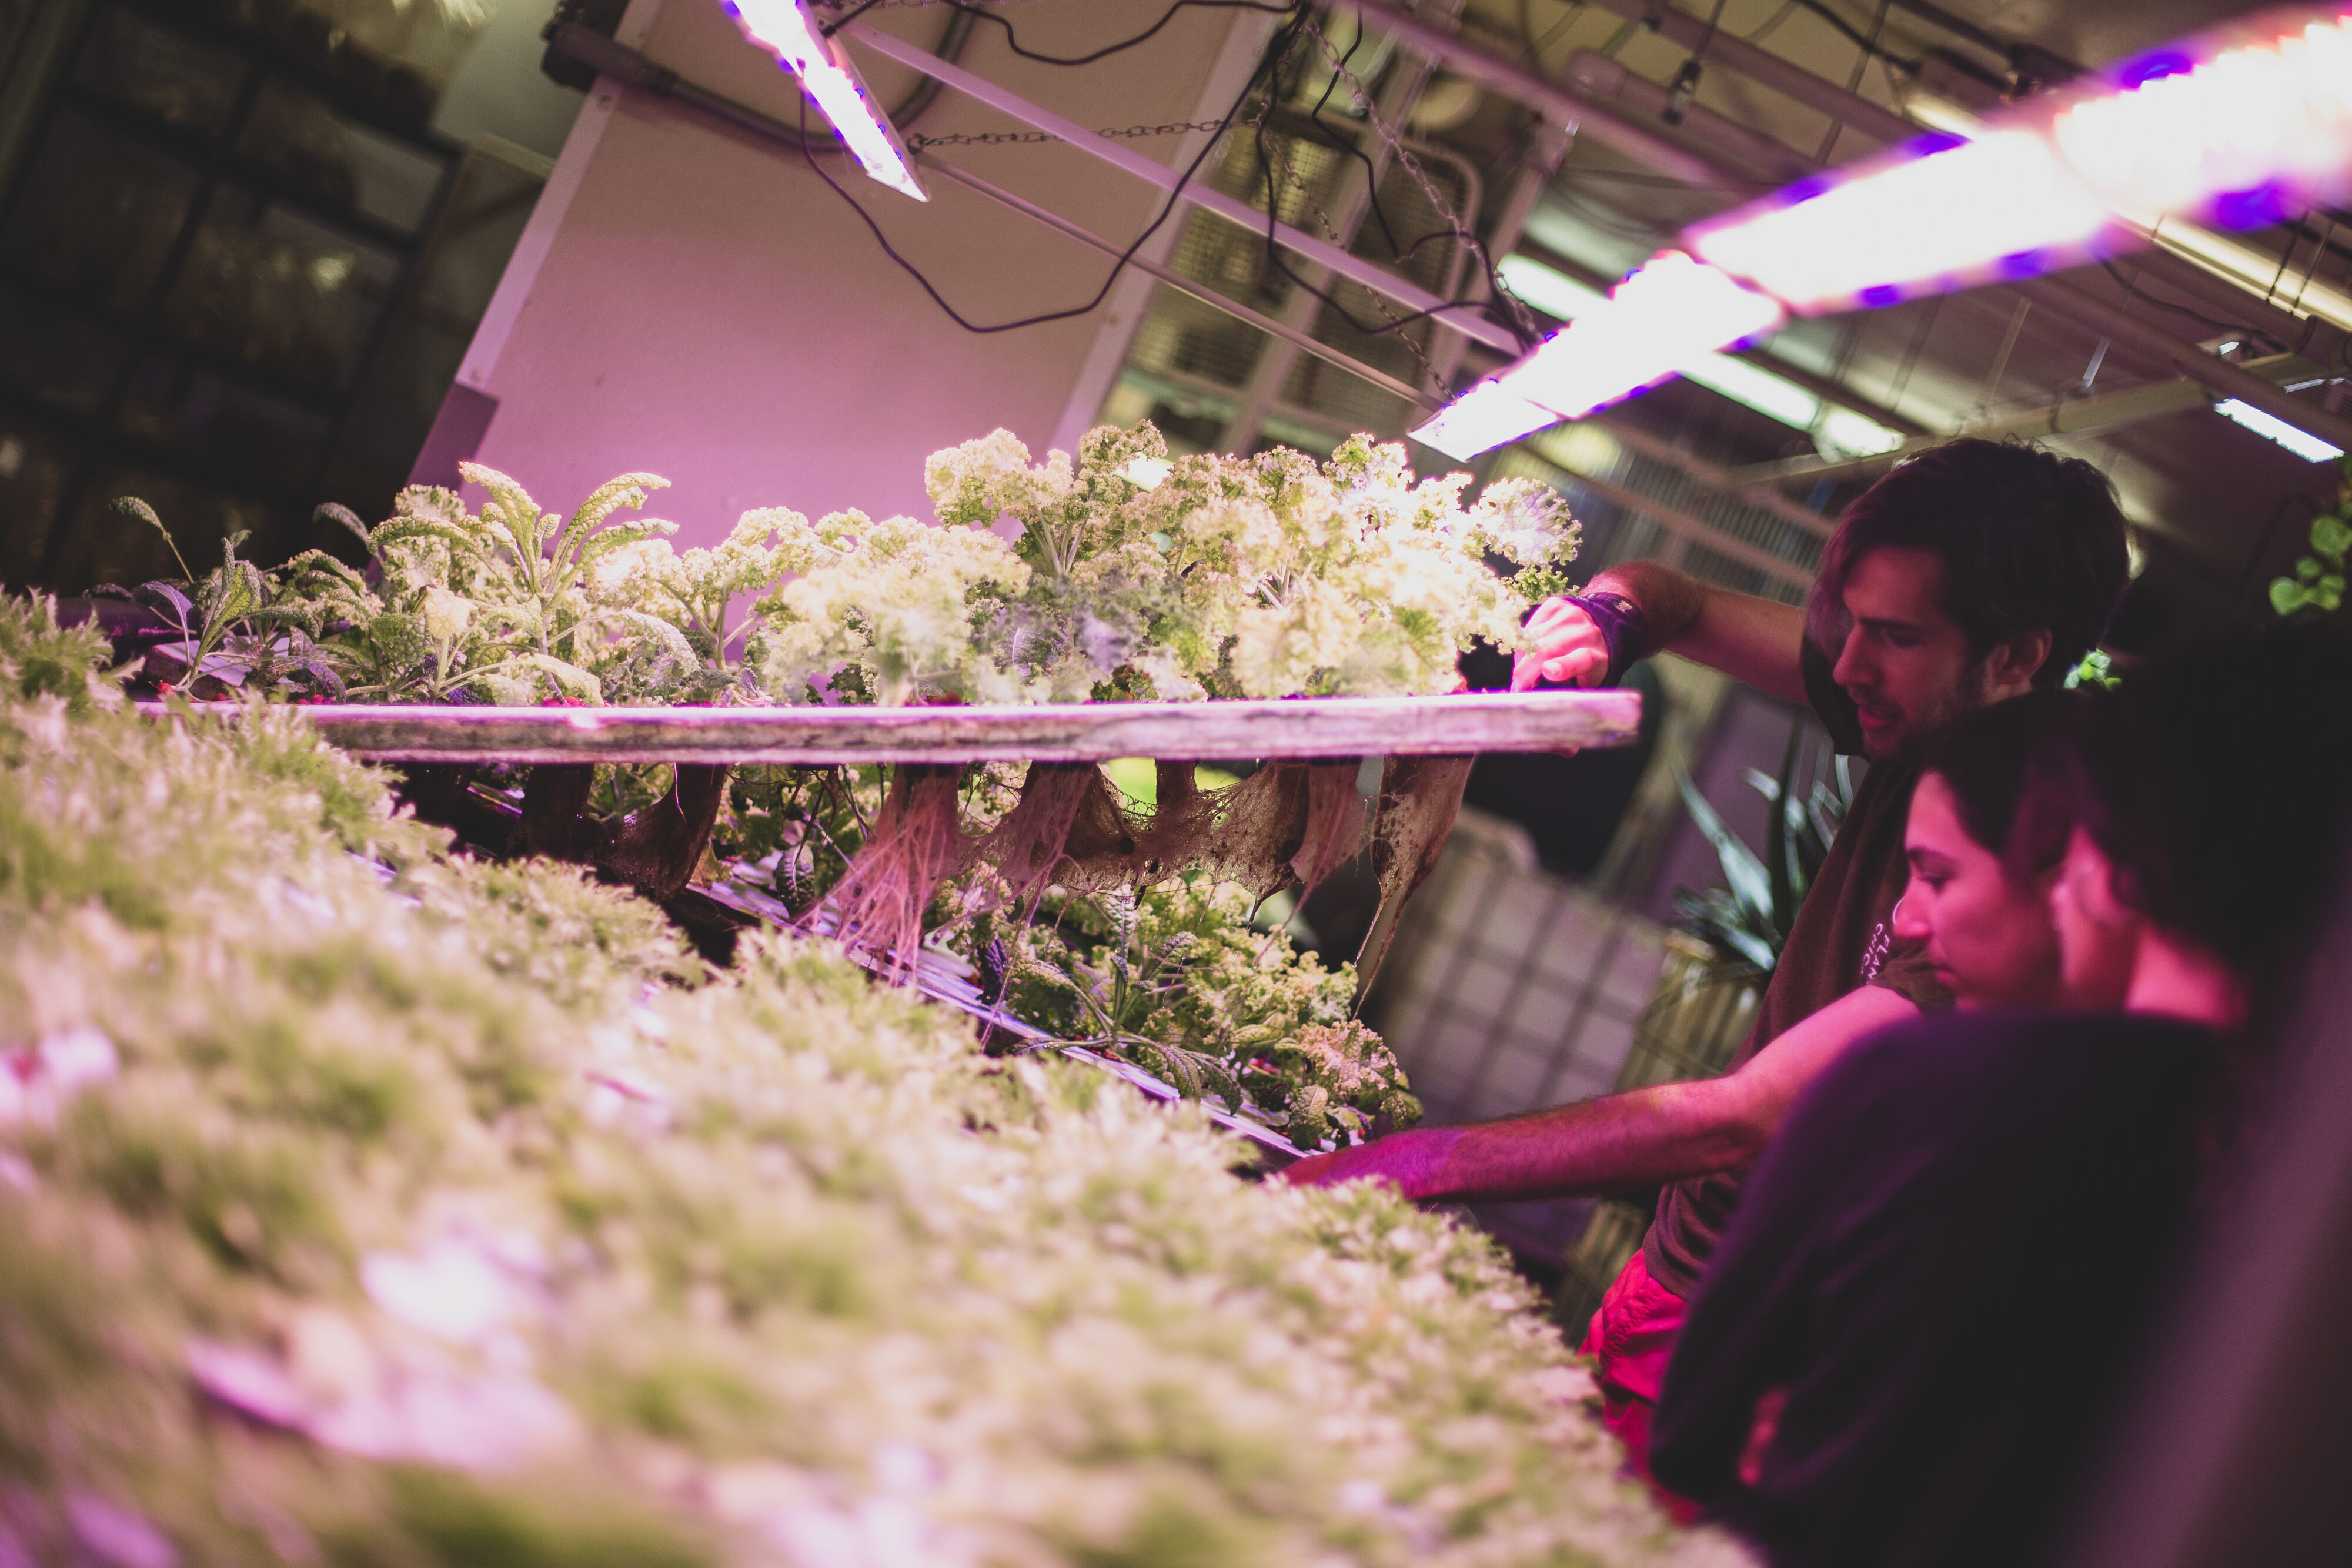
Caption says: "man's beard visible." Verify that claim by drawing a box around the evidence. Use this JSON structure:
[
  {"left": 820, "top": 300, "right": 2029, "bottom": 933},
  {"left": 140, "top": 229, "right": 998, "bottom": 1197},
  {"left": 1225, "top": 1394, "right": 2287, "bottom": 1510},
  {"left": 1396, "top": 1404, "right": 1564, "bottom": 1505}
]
[{"left": 1879, "top": 653, "right": 2009, "bottom": 759}]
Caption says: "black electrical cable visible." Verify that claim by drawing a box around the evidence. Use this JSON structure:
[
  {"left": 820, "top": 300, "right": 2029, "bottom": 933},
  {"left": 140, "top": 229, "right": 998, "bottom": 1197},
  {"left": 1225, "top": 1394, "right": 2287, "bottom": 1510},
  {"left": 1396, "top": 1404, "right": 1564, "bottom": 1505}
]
[
  {"left": 796, "top": 4, "right": 1317, "bottom": 334},
  {"left": 818, "top": 0, "right": 893, "bottom": 35},
  {"left": 1289, "top": 16, "right": 1539, "bottom": 350},
  {"left": 806, "top": 4, "right": 1533, "bottom": 351},
  {"left": 1299, "top": 18, "right": 1407, "bottom": 259},
  {"left": 1788, "top": 0, "right": 1922, "bottom": 73},
  {"left": 835, "top": 0, "right": 1301, "bottom": 68},
  {"left": 2097, "top": 259, "right": 2269, "bottom": 345},
  {"left": 1243, "top": 102, "right": 1534, "bottom": 351}
]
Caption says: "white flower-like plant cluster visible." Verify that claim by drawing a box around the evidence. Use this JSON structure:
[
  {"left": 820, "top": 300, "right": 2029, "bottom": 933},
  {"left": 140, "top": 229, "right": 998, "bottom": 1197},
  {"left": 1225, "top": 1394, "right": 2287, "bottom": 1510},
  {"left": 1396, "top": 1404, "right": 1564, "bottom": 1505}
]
[
  {"left": 0, "top": 592, "right": 1745, "bottom": 1568},
  {"left": 754, "top": 423, "right": 1581, "bottom": 706},
  {"left": 125, "top": 423, "right": 1575, "bottom": 710}
]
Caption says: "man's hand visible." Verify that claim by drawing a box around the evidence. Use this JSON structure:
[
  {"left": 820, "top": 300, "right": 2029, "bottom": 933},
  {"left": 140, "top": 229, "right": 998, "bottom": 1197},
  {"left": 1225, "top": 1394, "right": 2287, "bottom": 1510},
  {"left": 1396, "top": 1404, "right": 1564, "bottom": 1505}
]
[
  {"left": 1511, "top": 595, "right": 1611, "bottom": 691},
  {"left": 1278, "top": 1126, "right": 1462, "bottom": 1200}
]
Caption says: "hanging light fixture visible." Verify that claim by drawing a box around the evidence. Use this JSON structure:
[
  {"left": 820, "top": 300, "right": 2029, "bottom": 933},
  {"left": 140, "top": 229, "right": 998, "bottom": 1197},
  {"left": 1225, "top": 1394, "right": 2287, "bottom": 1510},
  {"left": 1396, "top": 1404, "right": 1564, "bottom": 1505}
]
[
  {"left": 1415, "top": 251, "right": 1782, "bottom": 460},
  {"left": 1417, "top": 5, "right": 2352, "bottom": 458},
  {"left": 721, "top": 0, "right": 928, "bottom": 200}
]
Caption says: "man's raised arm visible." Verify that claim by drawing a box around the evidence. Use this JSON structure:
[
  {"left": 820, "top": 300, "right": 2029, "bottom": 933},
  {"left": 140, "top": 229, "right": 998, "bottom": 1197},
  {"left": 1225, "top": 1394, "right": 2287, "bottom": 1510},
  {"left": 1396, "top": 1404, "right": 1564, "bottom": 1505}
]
[
  {"left": 1279, "top": 984, "right": 1916, "bottom": 1201},
  {"left": 1512, "top": 560, "right": 1812, "bottom": 706}
]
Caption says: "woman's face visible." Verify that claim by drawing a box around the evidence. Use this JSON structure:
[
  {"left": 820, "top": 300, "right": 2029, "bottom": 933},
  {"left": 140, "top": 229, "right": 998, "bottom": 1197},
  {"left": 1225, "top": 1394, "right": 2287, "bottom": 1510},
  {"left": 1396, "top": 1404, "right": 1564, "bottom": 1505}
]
[
  {"left": 2050, "top": 826, "right": 2140, "bottom": 1010},
  {"left": 1895, "top": 771, "right": 2066, "bottom": 1009}
]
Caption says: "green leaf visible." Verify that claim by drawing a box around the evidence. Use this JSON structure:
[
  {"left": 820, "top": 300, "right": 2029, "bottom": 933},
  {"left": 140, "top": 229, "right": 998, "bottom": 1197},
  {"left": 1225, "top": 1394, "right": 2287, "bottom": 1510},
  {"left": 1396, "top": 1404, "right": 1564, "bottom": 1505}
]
[
  {"left": 1672, "top": 763, "right": 1776, "bottom": 939},
  {"left": 2310, "top": 513, "right": 2352, "bottom": 561},
  {"left": 609, "top": 609, "right": 701, "bottom": 671},
  {"left": 370, "top": 517, "right": 479, "bottom": 554},
  {"left": 314, "top": 502, "right": 373, "bottom": 549}
]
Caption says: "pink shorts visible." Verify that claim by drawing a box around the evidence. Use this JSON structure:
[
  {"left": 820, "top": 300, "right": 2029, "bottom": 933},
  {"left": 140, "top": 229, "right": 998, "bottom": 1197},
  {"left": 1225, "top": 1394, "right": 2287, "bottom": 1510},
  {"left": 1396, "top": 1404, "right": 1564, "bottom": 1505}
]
[{"left": 1579, "top": 1246, "right": 1703, "bottom": 1523}]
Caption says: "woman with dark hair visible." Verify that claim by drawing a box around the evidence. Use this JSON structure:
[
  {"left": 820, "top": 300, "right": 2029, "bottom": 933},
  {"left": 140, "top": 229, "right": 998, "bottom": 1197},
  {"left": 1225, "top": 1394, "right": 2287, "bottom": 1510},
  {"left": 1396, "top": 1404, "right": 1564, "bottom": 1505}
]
[
  {"left": 1889, "top": 689, "right": 2086, "bottom": 1011},
  {"left": 1648, "top": 624, "right": 2352, "bottom": 1568}
]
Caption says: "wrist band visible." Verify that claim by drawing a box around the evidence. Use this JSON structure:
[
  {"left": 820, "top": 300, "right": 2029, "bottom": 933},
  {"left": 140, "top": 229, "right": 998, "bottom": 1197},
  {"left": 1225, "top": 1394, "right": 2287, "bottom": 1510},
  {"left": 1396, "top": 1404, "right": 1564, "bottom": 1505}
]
[{"left": 1566, "top": 591, "right": 1649, "bottom": 686}]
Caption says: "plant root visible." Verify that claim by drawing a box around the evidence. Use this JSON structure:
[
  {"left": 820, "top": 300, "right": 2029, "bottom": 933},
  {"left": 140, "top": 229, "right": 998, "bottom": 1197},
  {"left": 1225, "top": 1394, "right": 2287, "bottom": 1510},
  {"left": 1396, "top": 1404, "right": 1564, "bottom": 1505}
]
[{"left": 821, "top": 763, "right": 969, "bottom": 975}]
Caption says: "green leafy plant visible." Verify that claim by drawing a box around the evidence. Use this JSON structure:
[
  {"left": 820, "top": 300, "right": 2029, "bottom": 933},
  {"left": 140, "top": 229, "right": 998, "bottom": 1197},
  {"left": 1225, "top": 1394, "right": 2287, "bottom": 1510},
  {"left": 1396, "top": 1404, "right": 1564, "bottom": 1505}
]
[
  {"left": 2269, "top": 454, "right": 2352, "bottom": 618},
  {"left": 0, "top": 605, "right": 1745, "bottom": 1568},
  {"left": 987, "top": 872, "right": 1419, "bottom": 1145},
  {"left": 89, "top": 502, "right": 343, "bottom": 698},
  {"left": 1671, "top": 717, "right": 1853, "bottom": 976},
  {"left": 0, "top": 590, "right": 129, "bottom": 714}
]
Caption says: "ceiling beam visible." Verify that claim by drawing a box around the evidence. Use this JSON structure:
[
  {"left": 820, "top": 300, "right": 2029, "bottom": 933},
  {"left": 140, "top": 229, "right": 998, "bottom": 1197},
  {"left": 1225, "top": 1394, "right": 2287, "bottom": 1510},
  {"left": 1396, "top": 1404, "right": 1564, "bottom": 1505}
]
[
  {"left": 1334, "top": 0, "right": 1742, "bottom": 186},
  {"left": 2009, "top": 278, "right": 2352, "bottom": 454}
]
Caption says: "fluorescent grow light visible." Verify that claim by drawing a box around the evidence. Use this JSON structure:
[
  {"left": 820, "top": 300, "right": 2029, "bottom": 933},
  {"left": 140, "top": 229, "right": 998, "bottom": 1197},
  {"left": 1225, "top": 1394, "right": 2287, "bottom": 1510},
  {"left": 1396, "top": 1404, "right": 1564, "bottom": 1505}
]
[
  {"left": 1412, "top": 257, "right": 1902, "bottom": 461},
  {"left": 1686, "top": 131, "right": 2115, "bottom": 315},
  {"left": 1906, "top": 91, "right": 2352, "bottom": 333},
  {"left": 1412, "top": 382, "right": 1564, "bottom": 460},
  {"left": 1687, "top": 6, "right": 2352, "bottom": 314},
  {"left": 1419, "top": 6, "right": 2352, "bottom": 459},
  {"left": 2052, "top": 12, "right": 2352, "bottom": 225},
  {"left": 1452, "top": 252, "right": 1783, "bottom": 442},
  {"left": 1506, "top": 256, "right": 1901, "bottom": 454},
  {"left": 723, "top": 0, "right": 927, "bottom": 200},
  {"left": 2214, "top": 396, "right": 2347, "bottom": 460}
]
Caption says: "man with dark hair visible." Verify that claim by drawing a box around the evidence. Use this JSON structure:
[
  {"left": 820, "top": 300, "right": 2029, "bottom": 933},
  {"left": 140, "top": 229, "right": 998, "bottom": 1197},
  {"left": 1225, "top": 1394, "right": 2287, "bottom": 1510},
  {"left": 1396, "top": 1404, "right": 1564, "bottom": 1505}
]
[{"left": 1284, "top": 437, "right": 2132, "bottom": 1502}]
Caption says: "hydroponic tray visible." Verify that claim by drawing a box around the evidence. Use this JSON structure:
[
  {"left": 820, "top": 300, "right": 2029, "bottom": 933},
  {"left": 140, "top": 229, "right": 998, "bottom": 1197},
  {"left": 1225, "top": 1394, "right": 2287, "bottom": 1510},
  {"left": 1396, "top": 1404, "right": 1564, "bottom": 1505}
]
[{"left": 136, "top": 688, "right": 1640, "bottom": 764}]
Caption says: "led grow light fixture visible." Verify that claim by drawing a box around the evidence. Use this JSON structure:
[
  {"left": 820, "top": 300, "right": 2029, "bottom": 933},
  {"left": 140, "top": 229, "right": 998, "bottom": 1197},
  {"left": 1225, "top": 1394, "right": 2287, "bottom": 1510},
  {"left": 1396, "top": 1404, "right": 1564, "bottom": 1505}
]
[
  {"left": 1418, "top": 258, "right": 1907, "bottom": 462},
  {"left": 1414, "top": 252, "right": 1782, "bottom": 460},
  {"left": 1417, "top": 5, "right": 2352, "bottom": 459},
  {"left": 723, "top": 0, "right": 927, "bottom": 200},
  {"left": 1686, "top": 5, "right": 2352, "bottom": 316}
]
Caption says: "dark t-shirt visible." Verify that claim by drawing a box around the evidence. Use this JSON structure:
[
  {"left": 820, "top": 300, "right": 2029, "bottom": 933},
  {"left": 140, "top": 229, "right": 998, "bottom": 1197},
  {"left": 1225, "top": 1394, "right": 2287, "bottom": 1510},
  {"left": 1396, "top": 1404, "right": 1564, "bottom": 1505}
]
[
  {"left": 1641, "top": 641, "right": 1953, "bottom": 1298},
  {"left": 1649, "top": 1012, "right": 2217, "bottom": 1568}
]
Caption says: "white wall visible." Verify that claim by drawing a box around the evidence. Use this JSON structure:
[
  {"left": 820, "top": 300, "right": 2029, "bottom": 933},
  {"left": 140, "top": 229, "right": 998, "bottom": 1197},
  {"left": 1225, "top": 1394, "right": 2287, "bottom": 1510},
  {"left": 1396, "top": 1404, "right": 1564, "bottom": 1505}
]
[{"left": 455, "top": 0, "right": 1268, "bottom": 544}]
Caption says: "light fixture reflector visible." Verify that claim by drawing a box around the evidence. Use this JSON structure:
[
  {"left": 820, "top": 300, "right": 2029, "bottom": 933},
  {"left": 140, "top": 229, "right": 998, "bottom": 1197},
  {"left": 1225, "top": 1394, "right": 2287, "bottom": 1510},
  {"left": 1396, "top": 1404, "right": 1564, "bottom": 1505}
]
[{"left": 723, "top": 0, "right": 927, "bottom": 200}]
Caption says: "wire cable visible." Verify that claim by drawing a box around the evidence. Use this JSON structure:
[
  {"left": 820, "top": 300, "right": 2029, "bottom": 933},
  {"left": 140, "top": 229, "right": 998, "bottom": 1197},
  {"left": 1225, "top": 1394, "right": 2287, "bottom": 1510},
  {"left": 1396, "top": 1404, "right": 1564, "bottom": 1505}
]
[
  {"left": 2096, "top": 259, "right": 2269, "bottom": 345},
  {"left": 1788, "top": 0, "right": 1922, "bottom": 73},
  {"left": 796, "top": 4, "right": 1314, "bottom": 333},
  {"left": 1294, "top": 15, "right": 1539, "bottom": 349},
  {"left": 825, "top": 0, "right": 1299, "bottom": 67}
]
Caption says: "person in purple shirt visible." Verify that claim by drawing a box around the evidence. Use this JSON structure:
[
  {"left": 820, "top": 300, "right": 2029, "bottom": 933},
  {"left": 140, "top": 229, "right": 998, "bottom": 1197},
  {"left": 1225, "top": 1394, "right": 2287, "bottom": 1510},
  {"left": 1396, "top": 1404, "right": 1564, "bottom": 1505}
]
[{"left": 1649, "top": 624, "right": 2352, "bottom": 1568}]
